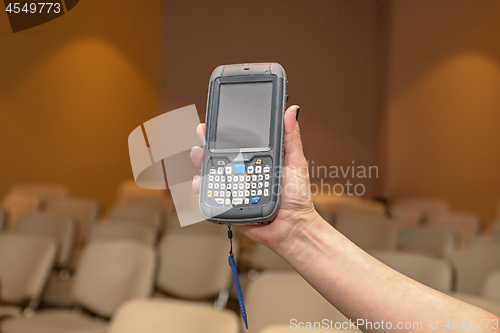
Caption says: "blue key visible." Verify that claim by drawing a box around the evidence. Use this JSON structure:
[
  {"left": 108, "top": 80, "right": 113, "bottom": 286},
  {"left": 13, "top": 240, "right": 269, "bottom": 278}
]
[
  {"left": 233, "top": 165, "right": 246, "bottom": 174},
  {"left": 251, "top": 197, "right": 260, "bottom": 204}
]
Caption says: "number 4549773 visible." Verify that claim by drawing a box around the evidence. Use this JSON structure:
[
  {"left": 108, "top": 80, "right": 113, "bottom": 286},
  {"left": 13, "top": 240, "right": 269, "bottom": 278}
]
[{"left": 5, "top": 3, "right": 61, "bottom": 14}]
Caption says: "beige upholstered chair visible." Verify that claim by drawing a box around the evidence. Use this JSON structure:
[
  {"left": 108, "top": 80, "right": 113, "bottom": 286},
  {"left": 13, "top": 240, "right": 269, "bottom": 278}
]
[
  {"left": 336, "top": 216, "right": 398, "bottom": 251},
  {"left": 0, "top": 234, "right": 57, "bottom": 318},
  {"left": 108, "top": 205, "right": 162, "bottom": 233},
  {"left": 41, "top": 278, "right": 74, "bottom": 308},
  {"left": 43, "top": 225, "right": 155, "bottom": 307},
  {"left": 490, "top": 221, "right": 500, "bottom": 238},
  {"left": 335, "top": 203, "right": 386, "bottom": 222},
  {"left": 397, "top": 227, "right": 456, "bottom": 257},
  {"left": 1, "top": 190, "right": 41, "bottom": 230},
  {"left": 114, "top": 180, "right": 166, "bottom": 205},
  {"left": 389, "top": 205, "right": 422, "bottom": 227},
  {"left": 312, "top": 195, "right": 384, "bottom": 227},
  {"left": 3, "top": 240, "right": 156, "bottom": 333},
  {"left": 12, "top": 183, "right": 69, "bottom": 207},
  {"left": 126, "top": 196, "right": 174, "bottom": 216},
  {"left": 14, "top": 212, "right": 76, "bottom": 268},
  {"left": 10, "top": 183, "right": 68, "bottom": 209},
  {"left": 107, "top": 298, "right": 239, "bottom": 333},
  {"left": 165, "top": 214, "right": 227, "bottom": 234},
  {"left": 369, "top": 250, "right": 453, "bottom": 293},
  {"left": 428, "top": 213, "right": 481, "bottom": 249},
  {"left": 48, "top": 198, "right": 100, "bottom": 243},
  {"left": 245, "top": 271, "right": 352, "bottom": 333},
  {"left": 87, "top": 221, "right": 156, "bottom": 246},
  {"left": 71, "top": 240, "right": 156, "bottom": 316},
  {"left": 390, "top": 197, "right": 449, "bottom": 222},
  {"left": 447, "top": 242, "right": 500, "bottom": 294},
  {"left": 157, "top": 230, "right": 236, "bottom": 300},
  {"left": 483, "top": 270, "right": 500, "bottom": 302}
]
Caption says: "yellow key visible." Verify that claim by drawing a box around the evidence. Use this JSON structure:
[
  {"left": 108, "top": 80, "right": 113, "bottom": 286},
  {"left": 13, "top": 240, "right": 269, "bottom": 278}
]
[
  {"left": 256, "top": 159, "right": 262, "bottom": 165},
  {"left": 207, "top": 190, "right": 212, "bottom": 198}
]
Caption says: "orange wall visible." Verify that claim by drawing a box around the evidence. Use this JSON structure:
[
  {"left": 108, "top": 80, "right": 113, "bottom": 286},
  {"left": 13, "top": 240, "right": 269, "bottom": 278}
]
[
  {"left": 161, "top": 0, "right": 384, "bottom": 197},
  {"left": 381, "top": 0, "right": 500, "bottom": 222},
  {"left": 0, "top": 1, "right": 162, "bottom": 209}
]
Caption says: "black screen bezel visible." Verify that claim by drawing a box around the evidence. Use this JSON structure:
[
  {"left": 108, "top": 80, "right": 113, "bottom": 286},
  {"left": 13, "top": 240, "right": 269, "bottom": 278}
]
[{"left": 207, "top": 74, "right": 278, "bottom": 153}]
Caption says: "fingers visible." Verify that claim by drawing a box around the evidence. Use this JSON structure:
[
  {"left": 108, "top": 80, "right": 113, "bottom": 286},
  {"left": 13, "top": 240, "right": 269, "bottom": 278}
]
[
  {"left": 191, "top": 123, "right": 206, "bottom": 170},
  {"left": 283, "top": 105, "right": 307, "bottom": 167},
  {"left": 190, "top": 146, "right": 204, "bottom": 170},
  {"left": 192, "top": 124, "right": 205, "bottom": 195},
  {"left": 192, "top": 175, "right": 200, "bottom": 195},
  {"left": 196, "top": 123, "right": 205, "bottom": 143}
]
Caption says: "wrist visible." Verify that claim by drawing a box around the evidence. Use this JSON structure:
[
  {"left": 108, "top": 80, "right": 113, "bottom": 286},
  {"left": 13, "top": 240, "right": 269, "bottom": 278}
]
[{"left": 273, "top": 209, "right": 330, "bottom": 265}]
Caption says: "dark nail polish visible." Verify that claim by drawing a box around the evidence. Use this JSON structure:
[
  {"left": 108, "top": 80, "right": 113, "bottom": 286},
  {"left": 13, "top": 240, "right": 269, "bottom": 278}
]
[{"left": 296, "top": 108, "right": 300, "bottom": 121}]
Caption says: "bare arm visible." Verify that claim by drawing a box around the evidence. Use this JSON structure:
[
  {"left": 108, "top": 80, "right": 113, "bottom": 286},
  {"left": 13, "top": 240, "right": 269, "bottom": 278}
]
[
  {"left": 191, "top": 105, "right": 500, "bottom": 333},
  {"left": 273, "top": 211, "right": 499, "bottom": 333}
]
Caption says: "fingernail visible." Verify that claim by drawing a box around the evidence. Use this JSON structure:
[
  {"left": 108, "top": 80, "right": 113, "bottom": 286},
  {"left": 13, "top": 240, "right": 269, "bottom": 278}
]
[
  {"left": 296, "top": 107, "right": 300, "bottom": 121},
  {"left": 191, "top": 146, "right": 202, "bottom": 153},
  {"left": 193, "top": 175, "right": 200, "bottom": 181}
]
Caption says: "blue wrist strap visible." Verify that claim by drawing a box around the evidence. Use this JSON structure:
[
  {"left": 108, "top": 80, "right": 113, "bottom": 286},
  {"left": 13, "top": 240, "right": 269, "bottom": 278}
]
[{"left": 227, "top": 226, "right": 248, "bottom": 329}]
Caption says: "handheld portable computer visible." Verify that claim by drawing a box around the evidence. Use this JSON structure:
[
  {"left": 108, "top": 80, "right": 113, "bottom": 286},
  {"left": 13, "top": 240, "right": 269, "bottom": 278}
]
[{"left": 199, "top": 63, "right": 288, "bottom": 225}]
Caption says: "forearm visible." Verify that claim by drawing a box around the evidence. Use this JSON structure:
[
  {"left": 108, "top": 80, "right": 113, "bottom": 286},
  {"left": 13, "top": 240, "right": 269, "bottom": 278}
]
[{"left": 274, "top": 211, "right": 500, "bottom": 333}]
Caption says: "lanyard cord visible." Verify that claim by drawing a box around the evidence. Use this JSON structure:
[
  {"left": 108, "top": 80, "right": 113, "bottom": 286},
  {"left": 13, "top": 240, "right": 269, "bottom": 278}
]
[
  {"left": 227, "top": 225, "right": 233, "bottom": 257},
  {"left": 226, "top": 224, "right": 248, "bottom": 329}
]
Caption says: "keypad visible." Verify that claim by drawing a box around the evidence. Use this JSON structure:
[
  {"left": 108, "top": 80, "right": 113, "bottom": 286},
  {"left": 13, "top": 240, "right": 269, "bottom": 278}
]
[{"left": 206, "top": 158, "right": 271, "bottom": 206}]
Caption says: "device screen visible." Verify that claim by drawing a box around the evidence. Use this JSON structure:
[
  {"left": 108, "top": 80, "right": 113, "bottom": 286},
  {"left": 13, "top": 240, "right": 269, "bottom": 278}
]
[{"left": 214, "top": 82, "right": 273, "bottom": 150}]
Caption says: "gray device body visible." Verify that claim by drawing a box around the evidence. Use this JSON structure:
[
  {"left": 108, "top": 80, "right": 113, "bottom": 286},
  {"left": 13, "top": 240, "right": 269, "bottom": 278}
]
[{"left": 199, "top": 63, "right": 288, "bottom": 225}]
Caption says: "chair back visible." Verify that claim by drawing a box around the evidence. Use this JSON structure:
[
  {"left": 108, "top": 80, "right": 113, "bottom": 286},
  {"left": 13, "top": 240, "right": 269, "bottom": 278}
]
[
  {"left": 246, "top": 271, "right": 349, "bottom": 333},
  {"left": 15, "top": 212, "right": 76, "bottom": 267},
  {"left": 428, "top": 213, "right": 480, "bottom": 249},
  {"left": 109, "top": 205, "right": 162, "bottom": 233},
  {"left": 397, "top": 227, "right": 456, "bottom": 257},
  {"left": 11, "top": 183, "right": 68, "bottom": 209},
  {"left": 483, "top": 270, "right": 500, "bottom": 302},
  {"left": 448, "top": 242, "right": 500, "bottom": 294},
  {"left": 336, "top": 216, "right": 398, "bottom": 251},
  {"left": 49, "top": 198, "right": 100, "bottom": 243},
  {"left": 107, "top": 298, "right": 239, "bottom": 333},
  {"left": 157, "top": 230, "right": 236, "bottom": 299},
  {"left": 70, "top": 240, "right": 156, "bottom": 318},
  {"left": 390, "top": 197, "right": 449, "bottom": 222},
  {"left": 0, "top": 233, "right": 56, "bottom": 303},
  {"left": 1, "top": 190, "right": 41, "bottom": 230},
  {"left": 87, "top": 222, "right": 156, "bottom": 246}
]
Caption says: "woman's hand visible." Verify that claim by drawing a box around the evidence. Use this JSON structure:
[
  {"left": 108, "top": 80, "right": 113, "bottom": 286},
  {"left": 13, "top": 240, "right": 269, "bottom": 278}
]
[
  {"left": 192, "top": 105, "right": 500, "bottom": 333},
  {"left": 190, "top": 105, "right": 321, "bottom": 255}
]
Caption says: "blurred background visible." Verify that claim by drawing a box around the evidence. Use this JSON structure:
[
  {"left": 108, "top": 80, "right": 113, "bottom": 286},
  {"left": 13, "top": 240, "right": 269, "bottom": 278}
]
[{"left": 1, "top": 1, "right": 500, "bottom": 333}]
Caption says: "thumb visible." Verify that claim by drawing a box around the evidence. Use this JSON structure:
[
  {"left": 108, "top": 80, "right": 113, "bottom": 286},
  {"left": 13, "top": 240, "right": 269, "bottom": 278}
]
[{"left": 283, "top": 105, "right": 307, "bottom": 168}]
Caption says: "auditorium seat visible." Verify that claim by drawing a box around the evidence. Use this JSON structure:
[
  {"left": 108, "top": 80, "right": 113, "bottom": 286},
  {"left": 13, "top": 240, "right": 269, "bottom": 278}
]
[
  {"left": 397, "top": 227, "right": 456, "bottom": 257},
  {"left": 107, "top": 298, "right": 239, "bottom": 333},
  {"left": 4, "top": 240, "right": 156, "bottom": 333},
  {"left": 336, "top": 216, "right": 398, "bottom": 251},
  {"left": 245, "top": 271, "right": 354, "bottom": 333},
  {"left": 14, "top": 212, "right": 76, "bottom": 269},
  {"left": 0, "top": 233, "right": 57, "bottom": 319}
]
